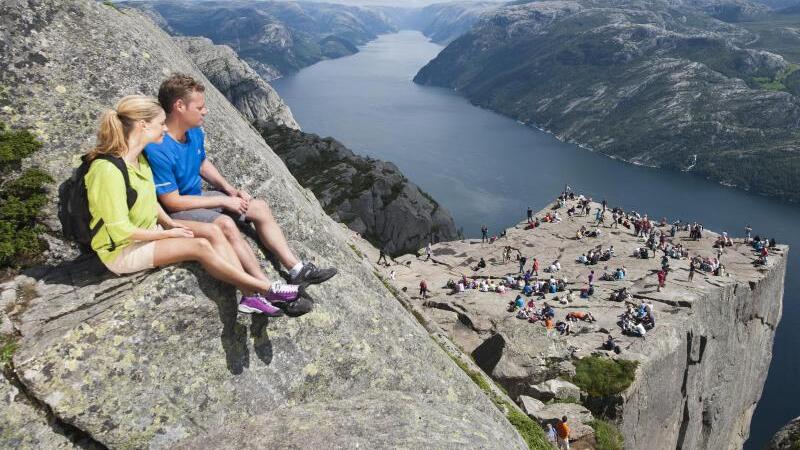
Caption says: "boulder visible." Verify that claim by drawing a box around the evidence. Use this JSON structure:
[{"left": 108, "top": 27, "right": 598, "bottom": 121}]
[
  {"left": 0, "top": 1, "right": 526, "bottom": 448},
  {"left": 518, "top": 395, "right": 545, "bottom": 416},
  {"left": 529, "top": 379, "right": 581, "bottom": 402}
]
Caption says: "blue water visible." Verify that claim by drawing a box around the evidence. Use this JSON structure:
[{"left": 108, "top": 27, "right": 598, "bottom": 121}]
[{"left": 272, "top": 30, "right": 798, "bottom": 449}]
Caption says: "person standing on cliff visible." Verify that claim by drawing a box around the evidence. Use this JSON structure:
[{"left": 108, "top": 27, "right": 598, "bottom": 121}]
[
  {"left": 556, "top": 416, "right": 570, "bottom": 449},
  {"left": 527, "top": 206, "right": 533, "bottom": 222},
  {"left": 519, "top": 255, "right": 527, "bottom": 274},
  {"left": 419, "top": 279, "right": 428, "bottom": 299},
  {"left": 745, "top": 224, "right": 752, "bottom": 243},
  {"left": 144, "top": 74, "right": 337, "bottom": 296},
  {"left": 377, "top": 247, "right": 388, "bottom": 266},
  {"left": 425, "top": 242, "right": 432, "bottom": 261},
  {"left": 481, "top": 224, "right": 488, "bottom": 243},
  {"left": 689, "top": 259, "right": 696, "bottom": 282},
  {"left": 657, "top": 269, "right": 667, "bottom": 292}
]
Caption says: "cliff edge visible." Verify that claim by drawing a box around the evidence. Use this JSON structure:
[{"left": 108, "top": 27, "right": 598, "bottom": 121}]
[{"left": 363, "top": 198, "right": 786, "bottom": 449}]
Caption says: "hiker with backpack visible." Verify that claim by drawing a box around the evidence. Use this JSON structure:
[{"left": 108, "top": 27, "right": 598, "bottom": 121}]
[
  {"left": 71, "top": 95, "right": 295, "bottom": 316},
  {"left": 143, "top": 74, "right": 336, "bottom": 301}
]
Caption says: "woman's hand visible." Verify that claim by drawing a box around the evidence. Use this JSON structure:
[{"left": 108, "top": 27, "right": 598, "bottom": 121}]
[{"left": 163, "top": 226, "right": 194, "bottom": 239}]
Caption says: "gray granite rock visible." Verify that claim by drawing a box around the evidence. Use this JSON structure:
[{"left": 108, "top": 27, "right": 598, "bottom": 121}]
[
  {"left": 0, "top": 374, "right": 78, "bottom": 449},
  {"left": 529, "top": 379, "right": 582, "bottom": 403},
  {"left": 0, "top": 1, "right": 526, "bottom": 448},
  {"left": 519, "top": 395, "right": 545, "bottom": 416}
]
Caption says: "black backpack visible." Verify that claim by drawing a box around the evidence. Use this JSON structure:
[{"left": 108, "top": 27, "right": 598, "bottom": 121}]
[{"left": 58, "top": 154, "right": 138, "bottom": 252}]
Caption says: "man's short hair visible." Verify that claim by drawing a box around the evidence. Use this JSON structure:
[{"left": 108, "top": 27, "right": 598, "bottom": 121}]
[{"left": 158, "top": 73, "right": 205, "bottom": 114}]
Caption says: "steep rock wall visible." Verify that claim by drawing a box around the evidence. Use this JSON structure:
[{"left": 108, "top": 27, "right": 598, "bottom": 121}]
[{"left": 622, "top": 253, "right": 786, "bottom": 450}]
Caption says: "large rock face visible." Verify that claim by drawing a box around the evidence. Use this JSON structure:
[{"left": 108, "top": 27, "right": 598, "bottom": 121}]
[
  {"left": 256, "top": 123, "right": 459, "bottom": 256},
  {"left": 0, "top": 1, "right": 525, "bottom": 448},
  {"left": 174, "top": 36, "right": 299, "bottom": 129},
  {"left": 414, "top": 0, "right": 800, "bottom": 201},
  {"left": 376, "top": 199, "right": 786, "bottom": 449}
]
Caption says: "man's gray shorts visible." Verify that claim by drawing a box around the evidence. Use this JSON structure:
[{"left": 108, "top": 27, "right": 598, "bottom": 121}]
[{"left": 170, "top": 191, "right": 248, "bottom": 224}]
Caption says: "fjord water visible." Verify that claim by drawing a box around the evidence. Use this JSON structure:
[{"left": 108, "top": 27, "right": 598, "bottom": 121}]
[{"left": 272, "top": 30, "right": 798, "bottom": 449}]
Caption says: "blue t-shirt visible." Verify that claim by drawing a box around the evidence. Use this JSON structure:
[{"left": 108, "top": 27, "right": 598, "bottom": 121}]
[{"left": 144, "top": 127, "right": 206, "bottom": 196}]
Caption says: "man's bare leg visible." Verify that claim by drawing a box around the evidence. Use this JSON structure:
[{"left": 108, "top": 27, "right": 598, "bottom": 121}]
[{"left": 244, "top": 199, "right": 300, "bottom": 270}]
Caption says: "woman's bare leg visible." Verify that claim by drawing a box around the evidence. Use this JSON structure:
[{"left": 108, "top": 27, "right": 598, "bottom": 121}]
[
  {"left": 153, "top": 237, "right": 270, "bottom": 295},
  {"left": 174, "top": 220, "right": 243, "bottom": 271}
]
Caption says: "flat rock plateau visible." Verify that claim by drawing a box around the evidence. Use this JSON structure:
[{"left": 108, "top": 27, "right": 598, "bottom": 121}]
[{"left": 357, "top": 197, "right": 787, "bottom": 449}]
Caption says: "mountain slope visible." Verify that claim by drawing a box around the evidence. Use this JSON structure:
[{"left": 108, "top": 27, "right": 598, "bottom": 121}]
[
  {"left": 128, "top": 0, "right": 397, "bottom": 79},
  {"left": 414, "top": 0, "right": 800, "bottom": 200}
]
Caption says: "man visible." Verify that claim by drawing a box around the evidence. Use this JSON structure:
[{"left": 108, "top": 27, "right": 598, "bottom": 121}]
[
  {"left": 556, "top": 416, "right": 570, "bottom": 450},
  {"left": 480, "top": 224, "right": 488, "bottom": 243},
  {"left": 527, "top": 206, "right": 533, "bottom": 222},
  {"left": 145, "top": 74, "right": 336, "bottom": 310},
  {"left": 377, "top": 247, "right": 389, "bottom": 266}
]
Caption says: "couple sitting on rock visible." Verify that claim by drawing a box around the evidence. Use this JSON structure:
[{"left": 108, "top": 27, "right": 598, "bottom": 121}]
[{"left": 83, "top": 74, "right": 336, "bottom": 316}]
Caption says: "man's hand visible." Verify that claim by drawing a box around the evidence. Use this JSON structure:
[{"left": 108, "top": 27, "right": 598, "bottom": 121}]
[
  {"left": 222, "top": 195, "right": 249, "bottom": 215},
  {"left": 232, "top": 188, "right": 252, "bottom": 202}
]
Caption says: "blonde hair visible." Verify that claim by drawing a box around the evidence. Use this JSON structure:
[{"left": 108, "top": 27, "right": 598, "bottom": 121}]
[{"left": 88, "top": 95, "right": 163, "bottom": 161}]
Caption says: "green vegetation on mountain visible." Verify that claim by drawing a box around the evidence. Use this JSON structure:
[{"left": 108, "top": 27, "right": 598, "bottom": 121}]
[
  {"left": 414, "top": 0, "right": 800, "bottom": 200},
  {"left": 0, "top": 122, "right": 51, "bottom": 269},
  {"left": 572, "top": 356, "right": 638, "bottom": 398}
]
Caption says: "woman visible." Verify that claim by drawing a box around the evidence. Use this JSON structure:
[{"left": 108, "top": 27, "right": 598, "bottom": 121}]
[{"left": 85, "top": 95, "right": 295, "bottom": 316}]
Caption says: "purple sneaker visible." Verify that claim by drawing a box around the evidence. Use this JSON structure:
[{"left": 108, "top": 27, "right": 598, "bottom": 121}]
[
  {"left": 264, "top": 282, "right": 301, "bottom": 304},
  {"left": 238, "top": 295, "right": 284, "bottom": 316}
]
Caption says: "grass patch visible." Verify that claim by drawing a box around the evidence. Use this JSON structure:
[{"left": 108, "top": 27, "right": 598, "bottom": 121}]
[
  {"left": 0, "top": 122, "right": 51, "bottom": 269},
  {"left": 0, "top": 335, "right": 17, "bottom": 370},
  {"left": 572, "top": 356, "right": 638, "bottom": 398},
  {"left": 507, "top": 408, "right": 553, "bottom": 450},
  {"left": 348, "top": 243, "right": 363, "bottom": 259},
  {"left": 589, "top": 419, "right": 624, "bottom": 450},
  {"left": 752, "top": 64, "right": 800, "bottom": 91}
]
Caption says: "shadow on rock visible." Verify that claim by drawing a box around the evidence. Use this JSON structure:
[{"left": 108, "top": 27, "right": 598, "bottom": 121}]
[
  {"left": 25, "top": 253, "right": 116, "bottom": 288},
  {"left": 250, "top": 315, "right": 272, "bottom": 365},
  {"left": 187, "top": 264, "right": 262, "bottom": 375}
]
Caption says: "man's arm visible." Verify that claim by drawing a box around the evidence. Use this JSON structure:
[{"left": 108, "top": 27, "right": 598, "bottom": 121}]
[{"left": 158, "top": 189, "right": 246, "bottom": 214}]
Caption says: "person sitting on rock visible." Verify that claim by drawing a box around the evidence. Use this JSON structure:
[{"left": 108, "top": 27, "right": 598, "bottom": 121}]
[
  {"left": 144, "top": 74, "right": 337, "bottom": 294},
  {"left": 603, "top": 335, "right": 621, "bottom": 354},
  {"left": 566, "top": 311, "right": 596, "bottom": 322},
  {"left": 84, "top": 96, "right": 296, "bottom": 316},
  {"left": 473, "top": 257, "right": 487, "bottom": 271}
]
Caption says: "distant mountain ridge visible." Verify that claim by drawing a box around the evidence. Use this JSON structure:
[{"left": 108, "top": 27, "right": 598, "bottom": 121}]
[
  {"left": 126, "top": 0, "right": 398, "bottom": 79},
  {"left": 415, "top": 0, "right": 800, "bottom": 201}
]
